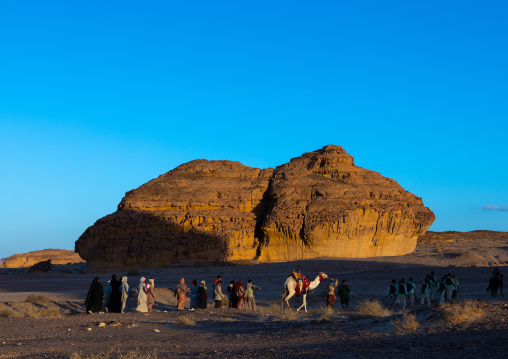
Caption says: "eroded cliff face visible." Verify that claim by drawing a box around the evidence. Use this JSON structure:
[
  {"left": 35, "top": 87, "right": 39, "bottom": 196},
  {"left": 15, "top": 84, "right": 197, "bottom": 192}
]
[
  {"left": 257, "top": 145, "right": 434, "bottom": 261},
  {"left": 75, "top": 160, "right": 273, "bottom": 271},
  {"left": 75, "top": 146, "right": 435, "bottom": 271}
]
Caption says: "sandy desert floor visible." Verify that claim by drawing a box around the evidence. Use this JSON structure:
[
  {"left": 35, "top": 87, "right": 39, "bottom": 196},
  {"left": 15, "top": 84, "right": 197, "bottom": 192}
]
[{"left": 1, "top": 231, "right": 507, "bottom": 358}]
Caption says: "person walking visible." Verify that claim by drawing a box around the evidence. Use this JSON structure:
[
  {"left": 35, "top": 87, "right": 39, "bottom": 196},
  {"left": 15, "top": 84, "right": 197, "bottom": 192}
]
[
  {"left": 120, "top": 276, "right": 130, "bottom": 313},
  {"left": 189, "top": 279, "right": 199, "bottom": 311},
  {"left": 103, "top": 280, "right": 112, "bottom": 312},
  {"left": 213, "top": 279, "right": 225, "bottom": 308},
  {"left": 395, "top": 279, "right": 408, "bottom": 308},
  {"left": 444, "top": 273, "right": 454, "bottom": 301},
  {"left": 227, "top": 280, "right": 235, "bottom": 308},
  {"left": 234, "top": 281, "right": 246, "bottom": 309},
  {"left": 146, "top": 278, "right": 155, "bottom": 312},
  {"left": 175, "top": 278, "right": 190, "bottom": 311},
  {"left": 85, "top": 277, "right": 104, "bottom": 314},
  {"left": 327, "top": 278, "right": 339, "bottom": 308},
  {"left": 438, "top": 276, "right": 447, "bottom": 303},
  {"left": 407, "top": 277, "right": 416, "bottom": 306},
  {"left": 338, "top": 279, "right": 353, "bottom": 308},
  {"left": 136, "top": 277, "right": 148, "bottom": 312},
  {"left": 420, "top": 278, "right": 431, "bottom": 305},
  {"left": 387, "top": 279, "right": 398, "bottom": 306},
  {"left": 245, "top": 279, "right": 261, "bottom": 311},
  {"left": 451, "top": 275, "right": 459, "bottom": 300},
  {"left": 109, "top": 274, "right": 122, "bottom": 313},
  {"left": 198, "top": 280, "right": 208, "bottom": 309},
  {"left": 428, "top": 271, "right": 438, "bottom": 300}
]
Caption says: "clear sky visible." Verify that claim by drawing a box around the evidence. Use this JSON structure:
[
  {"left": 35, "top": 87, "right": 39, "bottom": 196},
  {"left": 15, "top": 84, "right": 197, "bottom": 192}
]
[{"left": 1, "top": 1, "right": 507, "bottom": 258}]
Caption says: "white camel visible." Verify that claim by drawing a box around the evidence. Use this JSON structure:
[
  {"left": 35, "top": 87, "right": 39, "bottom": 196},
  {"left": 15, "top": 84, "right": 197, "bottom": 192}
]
[{"left": 282, "top": 272, "right": 328, "bottom": 312}]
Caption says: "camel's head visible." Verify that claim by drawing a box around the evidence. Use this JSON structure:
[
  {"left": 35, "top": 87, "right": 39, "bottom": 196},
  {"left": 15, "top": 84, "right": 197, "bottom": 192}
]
[{"left": 318, "top": 272, "right": 328, "bottom": 281}]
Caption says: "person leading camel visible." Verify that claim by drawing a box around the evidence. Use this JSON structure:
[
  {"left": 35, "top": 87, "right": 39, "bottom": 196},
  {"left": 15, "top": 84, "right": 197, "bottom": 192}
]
[{"left": 327, "top": 278, "right": 338, "bottom": 308}]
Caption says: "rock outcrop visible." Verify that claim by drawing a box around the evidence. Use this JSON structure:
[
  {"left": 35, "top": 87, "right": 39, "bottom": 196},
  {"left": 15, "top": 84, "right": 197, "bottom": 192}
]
[
  {"left": 75, "top": 146, "right": 435, "bottom": 271},
  {"left": 28, "top": 259, "right": 52, "bottom": 273},
  {"left": 3, "top": 249, "right": 85, "bottom": 268}
]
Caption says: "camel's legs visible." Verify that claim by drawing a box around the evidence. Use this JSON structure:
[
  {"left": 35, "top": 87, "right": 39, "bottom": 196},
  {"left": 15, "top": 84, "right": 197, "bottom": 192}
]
[
  {"left": 297, "top": 294, "right": 307, "bottom": 312},
  {"left": 284, "top": 291, "right": 295, "bottom": 311}
]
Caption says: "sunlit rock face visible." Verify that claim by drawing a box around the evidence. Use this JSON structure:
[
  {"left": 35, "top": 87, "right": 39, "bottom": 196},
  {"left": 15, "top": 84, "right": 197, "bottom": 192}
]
[
  {"left": 257, "top": 145, "right": 435, "bottom": 261},
  {"left": 75, "top": 146, "right": 434, "bottom": 271}
]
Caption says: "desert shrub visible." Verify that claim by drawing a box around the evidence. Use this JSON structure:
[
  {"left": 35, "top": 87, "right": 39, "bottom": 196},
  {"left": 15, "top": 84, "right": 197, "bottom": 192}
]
[
  {"left": 278, "top": 310, "right": 298, "bottom": 321},
  {"left": 439, "top": 300, "right": 484, "bottom": 326},
  {"left": 349, "top": 299, "right": 392, "bottom": 320},
  {"left": 391, "top": 312, "right": 420, "bottom": 332},
  {"left": 25, "top": 294, "right": 51, "bottom": 303},
  {"left": 0, "top": 308, "right": 22, "bottom": 318},
  {"left": 320, "top": 306, "right": 334, "bottom": 321},
  {"left": 174, "top": 314, "right": 196, "bottom": 326},
  {"left": 23, "top": 306, "right": 62, "bottom": 318}
]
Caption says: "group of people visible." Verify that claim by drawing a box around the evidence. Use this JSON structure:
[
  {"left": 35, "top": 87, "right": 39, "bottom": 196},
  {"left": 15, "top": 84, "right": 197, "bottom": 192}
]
[
  {"left": 327, "top": 278, "right": 353, "bottom": 308},
  {"left": 85, "top": 275, "right": 156, "bottom": 314},
  {"left": 174, "top": 276, "right": 262, "bottom": 311},
  {"left": 386, "top": 271, "right": 460, "bottom": 308}
]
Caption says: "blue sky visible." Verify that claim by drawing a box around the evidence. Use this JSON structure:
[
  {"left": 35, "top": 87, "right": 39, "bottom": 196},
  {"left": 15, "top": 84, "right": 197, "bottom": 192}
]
[{"left": 1, "top": 1, "right": 507, "bottom": 257}]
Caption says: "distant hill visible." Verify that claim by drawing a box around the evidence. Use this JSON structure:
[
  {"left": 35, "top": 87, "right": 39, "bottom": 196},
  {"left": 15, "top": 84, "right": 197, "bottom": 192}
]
[{"left": 2, "top": 249, "right": 84, "bottom": 268}]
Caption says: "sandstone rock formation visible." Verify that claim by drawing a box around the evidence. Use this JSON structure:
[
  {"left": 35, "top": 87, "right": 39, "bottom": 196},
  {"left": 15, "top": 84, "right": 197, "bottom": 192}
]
[
  {"left": 3, "top": 249, "right": 85, "bottom": 268},
  {"left": 75, "top": 146, "right": 435, "bottom": 271}
]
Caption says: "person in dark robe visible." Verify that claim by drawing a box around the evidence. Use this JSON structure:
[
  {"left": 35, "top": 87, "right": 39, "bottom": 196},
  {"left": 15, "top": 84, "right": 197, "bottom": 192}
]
[
  {"left": 229, "top": 281, "right": 238, "bottom": 308},
  {"left": 85, "top": 277, "right": 104, "bottom": 314},
  {"left": 198, "top": 280, "right": 207, "bottom": 309},
  {"left": 227, "top": 280, "right": 235, "bottom": 308},
  {"left": 108, "top": 274, "right": 122, "bottom": 313}
]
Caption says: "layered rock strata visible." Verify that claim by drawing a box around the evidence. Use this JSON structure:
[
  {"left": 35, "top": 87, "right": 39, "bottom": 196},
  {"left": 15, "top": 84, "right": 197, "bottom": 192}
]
[{"left": 75, "top": 146, "right": 435, "bottom": 271}]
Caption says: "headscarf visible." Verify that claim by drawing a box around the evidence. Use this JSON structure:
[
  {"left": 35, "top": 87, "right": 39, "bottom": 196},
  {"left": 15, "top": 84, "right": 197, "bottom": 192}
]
[
  {"left": 234, "top": 281, "right": 244, "bottom": 295},
  {"left": 138, "top": 277, "right": 147, "bottom": 293}
]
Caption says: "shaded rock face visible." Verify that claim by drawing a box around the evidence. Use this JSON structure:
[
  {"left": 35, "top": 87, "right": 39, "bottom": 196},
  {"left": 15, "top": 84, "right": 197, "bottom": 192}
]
[
  {"left": 3, "top": 249, "right": 85, "bottom": 268},
  {"left": 75, "top": 146, "right": 435, "bottom": 271},
  {"left": 28, "top": 259, "right": 52, "bottom": 273}
]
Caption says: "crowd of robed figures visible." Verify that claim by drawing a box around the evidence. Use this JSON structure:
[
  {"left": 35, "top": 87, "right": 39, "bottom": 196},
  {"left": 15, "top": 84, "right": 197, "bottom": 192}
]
[
  {"left": 85, "top": 274, "right": 262, "bottom": 314},
  {"left": 85, "top": 275, "right": 155, "bottom": 314},
  {"left": 174, "top": 276, "right": 261, "bottom": 311}
]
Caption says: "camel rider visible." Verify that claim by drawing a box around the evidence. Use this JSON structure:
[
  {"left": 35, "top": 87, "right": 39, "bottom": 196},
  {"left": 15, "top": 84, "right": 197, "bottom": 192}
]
[
  {"left": 387, "top": 279, "right": 398, "bottom": 306},
  {"left": 420, "top": 278, "right": 431, "bottom": 305},
  {"left": 327, "top": 278, "right": 339, "bottom": 308},
  {"left": 493, "top": 268, "right": 501, "bottom": 277},
  {"left": 291, "top": 270, "right": 303, "bottom": 292},
  {"left": 407, "top": 277, "right": 416, "bottom": 306}
]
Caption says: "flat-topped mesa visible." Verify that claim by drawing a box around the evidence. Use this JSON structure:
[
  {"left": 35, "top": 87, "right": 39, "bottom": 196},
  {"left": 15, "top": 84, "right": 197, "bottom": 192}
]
[{"left": 75, "top": 146, "right": 435, "bottom": 271}]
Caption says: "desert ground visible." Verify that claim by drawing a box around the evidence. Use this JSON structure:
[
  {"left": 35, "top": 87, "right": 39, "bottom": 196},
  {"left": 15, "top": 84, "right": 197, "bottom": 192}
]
[{"left": 1, "top": 231, "right": 507, "bottom": 359}]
